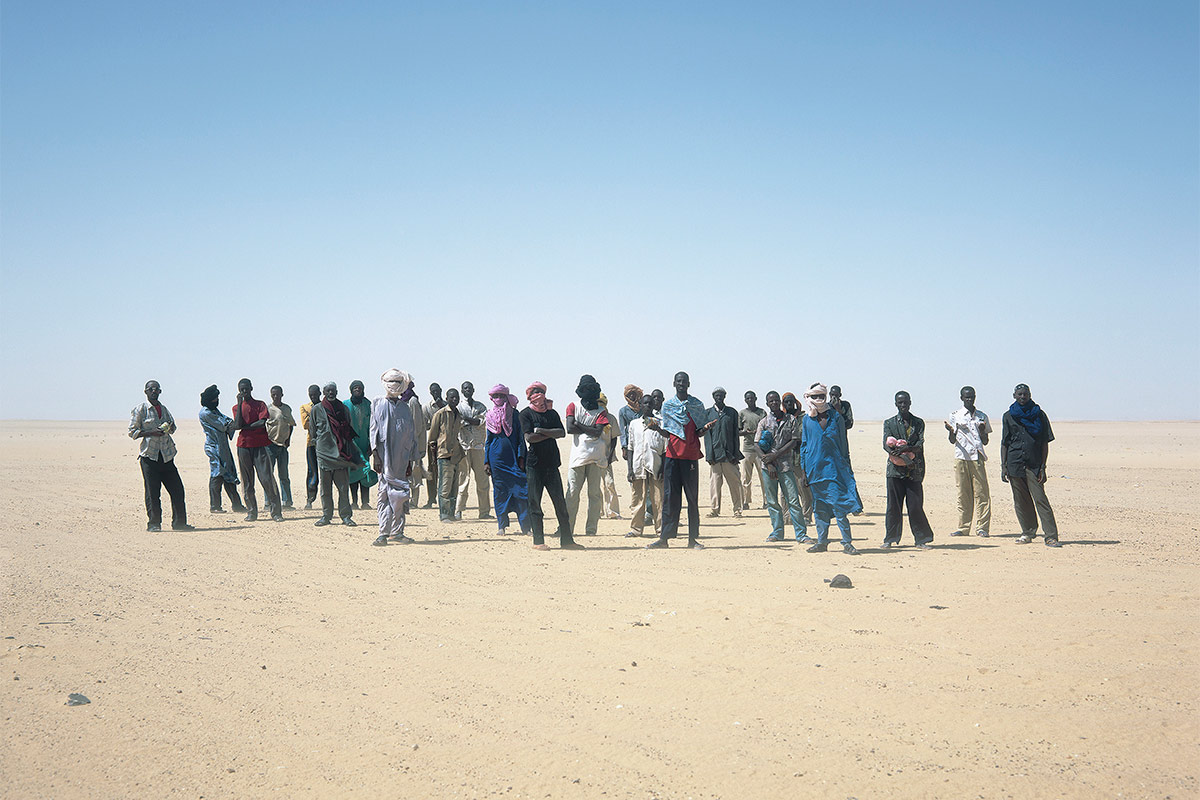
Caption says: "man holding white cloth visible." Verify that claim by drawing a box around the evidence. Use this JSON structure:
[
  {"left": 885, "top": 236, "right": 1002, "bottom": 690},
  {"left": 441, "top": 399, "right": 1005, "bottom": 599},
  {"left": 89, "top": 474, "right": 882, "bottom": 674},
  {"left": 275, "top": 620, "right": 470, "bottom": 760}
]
[{"left": 945, "top": 386, "right": 992, "bottom": 538}]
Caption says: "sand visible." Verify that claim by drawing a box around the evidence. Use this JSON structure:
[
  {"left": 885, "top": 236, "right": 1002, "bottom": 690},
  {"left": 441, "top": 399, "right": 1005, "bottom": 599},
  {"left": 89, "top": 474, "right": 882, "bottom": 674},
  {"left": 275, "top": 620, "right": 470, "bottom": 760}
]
[{"left": 2, "top": 419, "right": 1197, "bottom": 799}]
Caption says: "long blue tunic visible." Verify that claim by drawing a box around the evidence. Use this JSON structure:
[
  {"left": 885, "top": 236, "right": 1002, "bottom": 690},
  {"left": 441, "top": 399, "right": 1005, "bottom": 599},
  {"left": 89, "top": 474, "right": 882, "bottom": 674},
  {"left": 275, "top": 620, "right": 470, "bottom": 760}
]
[
  {"left": 799, "top": 409, "right": 862, "bottom": 515},
  {"left": 199, "top": 407, "right": 239, "bottom": 484},
  {"left": 483, "top": 411, "right": 530, "bottom": 531}
]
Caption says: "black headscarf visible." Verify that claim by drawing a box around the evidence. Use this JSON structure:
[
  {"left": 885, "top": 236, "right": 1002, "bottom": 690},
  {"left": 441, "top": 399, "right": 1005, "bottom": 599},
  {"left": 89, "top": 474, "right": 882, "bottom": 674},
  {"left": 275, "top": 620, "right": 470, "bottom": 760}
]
[
  {"left": 576, "top": 374, "right": 601, "bottom": 410},
  {"left": 200, "top": 385, "right": 220, "bottom": 410}
]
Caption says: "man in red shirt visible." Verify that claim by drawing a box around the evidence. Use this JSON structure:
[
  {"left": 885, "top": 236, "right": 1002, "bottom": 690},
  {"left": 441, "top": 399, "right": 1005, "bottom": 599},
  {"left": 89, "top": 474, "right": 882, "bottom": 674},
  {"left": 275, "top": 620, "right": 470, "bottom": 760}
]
[
  {"left": 645, "top": 372, "right": 715, "bottom": 549},
  {"left": 233, "top": 378, "right": 283, "bottom": 522}
]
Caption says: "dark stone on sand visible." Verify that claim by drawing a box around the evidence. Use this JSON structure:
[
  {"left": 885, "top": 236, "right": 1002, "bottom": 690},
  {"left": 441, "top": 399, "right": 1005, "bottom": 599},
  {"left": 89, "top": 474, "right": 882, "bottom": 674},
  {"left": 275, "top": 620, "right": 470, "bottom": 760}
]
[
  {"left": 827, "top": 574, "right": 853, "bottom": 589},
  {"left": 66, "top": 693, "right": 90, "bottom": 706}
]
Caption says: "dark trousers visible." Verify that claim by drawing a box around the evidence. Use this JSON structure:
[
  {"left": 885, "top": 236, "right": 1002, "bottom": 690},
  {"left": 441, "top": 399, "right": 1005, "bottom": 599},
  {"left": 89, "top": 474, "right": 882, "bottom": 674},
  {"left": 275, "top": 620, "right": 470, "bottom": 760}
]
[
  {"left": 527, "top": 463, "right": 572, "bottom": 546},
  {"left": 1009, "top": 468, "right": 1059, "bottom": 540},
  {"left": 237, "top": 446, "right": 282, "bottom": 519},
  {"left": 208, "top": 476, "right": 244, "bottom": 511},
  {"left": 425, "top": 445, "right": 439, "bottom": 505},
  {"left": 320, "top": 467, "right": 352, "bottom": 522},
  {"left": 885, "top": 475, "right": 934, "bottom": 544},
  {"left": 661, "top": 457, "right": 700, "bottom": 542},
  {"left": 140, "top": 454, "right": 187, "bottom": 528},
  {"left": 305, "top": 446, "right": 319, "bottom": 504}
]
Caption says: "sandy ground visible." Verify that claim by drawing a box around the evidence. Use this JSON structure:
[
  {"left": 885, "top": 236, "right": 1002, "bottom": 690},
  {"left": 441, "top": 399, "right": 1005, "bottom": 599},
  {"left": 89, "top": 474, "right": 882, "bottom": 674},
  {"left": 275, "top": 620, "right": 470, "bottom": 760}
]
[{"left": 1, "top": 418, "right": 1197, "bottom": 799}]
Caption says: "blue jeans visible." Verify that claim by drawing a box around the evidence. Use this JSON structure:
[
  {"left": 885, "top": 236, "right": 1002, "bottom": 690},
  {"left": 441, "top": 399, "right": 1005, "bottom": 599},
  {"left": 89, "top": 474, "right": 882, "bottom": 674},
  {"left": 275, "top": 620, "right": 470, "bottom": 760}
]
[
  {"left": 762, "top": 468, "right": 806, "bottom": 539},
  {"left": 266, "top": 443, "right": 292, "bottom": 507},
  {"left": 814, "top": 496, "right": 852, "bottom": 545}
]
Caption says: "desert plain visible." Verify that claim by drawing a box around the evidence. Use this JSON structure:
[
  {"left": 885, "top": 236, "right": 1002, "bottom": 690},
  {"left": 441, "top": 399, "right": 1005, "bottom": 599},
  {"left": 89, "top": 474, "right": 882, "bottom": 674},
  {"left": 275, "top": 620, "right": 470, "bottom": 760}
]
[{"left": 2, "top": 419, "right": 1197, "bottom": 799}]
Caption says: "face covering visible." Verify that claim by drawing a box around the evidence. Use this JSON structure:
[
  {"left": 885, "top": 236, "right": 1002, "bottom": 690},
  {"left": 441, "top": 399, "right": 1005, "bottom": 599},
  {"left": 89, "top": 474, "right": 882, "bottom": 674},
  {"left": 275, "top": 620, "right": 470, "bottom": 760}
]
[{"left": 804, "top": 384, "right": 829, "bottom": 418}]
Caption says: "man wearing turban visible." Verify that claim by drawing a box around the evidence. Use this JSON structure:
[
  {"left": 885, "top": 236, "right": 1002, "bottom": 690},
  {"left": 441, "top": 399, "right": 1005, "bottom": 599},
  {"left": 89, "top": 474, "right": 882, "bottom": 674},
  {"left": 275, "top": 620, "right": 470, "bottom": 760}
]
[{"left": 368, "top": 370, "right": 422, "bottom": 546}]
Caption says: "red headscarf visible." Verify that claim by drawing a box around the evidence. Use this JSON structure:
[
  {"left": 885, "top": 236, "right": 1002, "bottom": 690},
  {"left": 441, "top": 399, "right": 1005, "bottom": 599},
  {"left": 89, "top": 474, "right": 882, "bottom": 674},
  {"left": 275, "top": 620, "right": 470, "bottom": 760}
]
[{"left": 526, "top": 382, "right": 552, "bottom": 413}]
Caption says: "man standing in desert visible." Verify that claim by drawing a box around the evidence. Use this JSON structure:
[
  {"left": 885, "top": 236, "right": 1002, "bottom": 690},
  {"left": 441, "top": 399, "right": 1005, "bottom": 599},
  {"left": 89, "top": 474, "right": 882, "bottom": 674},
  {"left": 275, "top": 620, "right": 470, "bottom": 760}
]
[
  {"left": 882, "top": 390, "right": 933, "bottom": 549},
  {"left": 233, "top": 378, "right": 283, "bottom": 523},
  {"left": 129, "top": 380, "right": 192, "bottom": 532},
  {"left": 429, "top": 387, "right": 466, "bottom": 522},
  {"left": 266, "top": 385, "right": 296, "bottom": 511},
  {"left": 299, "top": 384, "right": 322, "bottom": 510},
  {"left": 369, "top": 369, "right": 422, "bottom": 546},
  {"left": 456, "top": 381, "right": 491, "bottom": 520},
  {"left": 738, "top": 390, "right": 766, "bottom": 510},
  {"left": 705, "top": 387, "right": 743, "bottom": 518},
  {"left": 1001, "top": 383, "right": 1061, "bottom": 548},
  {"left": 422, "top": 383, "right": 447, "bottom": 508},
  {"left": 520, "top": 381, "right": 582, "bottom": 551},
  {"left": 946, "top": 386, "right": 992, "bottom": 538},
  {"left": 625, "top": 393, "right": 666, "bottom": 539},
  {"left": 564, "top": 375, "right": 609, "bottom": 538},
  {"left": 645, "top": 371, "right": 714, "bottom": 549}
]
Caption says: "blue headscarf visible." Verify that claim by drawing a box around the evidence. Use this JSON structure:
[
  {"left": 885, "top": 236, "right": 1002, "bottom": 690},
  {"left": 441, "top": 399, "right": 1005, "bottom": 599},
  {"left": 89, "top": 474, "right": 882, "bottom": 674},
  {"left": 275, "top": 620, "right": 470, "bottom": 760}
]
[
  {"left": 661, "top": 394, "right": 712, "bottom": 439},
  {"left": 1008, "top": 400, "right": 1044, "bottom": 437}
]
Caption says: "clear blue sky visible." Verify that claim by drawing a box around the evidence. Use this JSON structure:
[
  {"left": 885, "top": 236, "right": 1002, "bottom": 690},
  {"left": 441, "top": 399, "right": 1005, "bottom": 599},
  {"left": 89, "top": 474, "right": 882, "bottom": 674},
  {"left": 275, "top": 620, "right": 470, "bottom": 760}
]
[{"left": 2, "top": 1, "right": 1197, "bottom": 421}]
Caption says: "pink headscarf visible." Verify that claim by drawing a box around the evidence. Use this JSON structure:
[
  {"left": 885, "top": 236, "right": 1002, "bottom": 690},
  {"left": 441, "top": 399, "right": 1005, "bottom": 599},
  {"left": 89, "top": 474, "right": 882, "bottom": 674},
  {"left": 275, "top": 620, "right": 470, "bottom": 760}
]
[
  {"left": 486, "top": 384, "right": 519, "bottom": 436},
  {"left": 526, "top": 381, "right": 552, "bottom": 413}
]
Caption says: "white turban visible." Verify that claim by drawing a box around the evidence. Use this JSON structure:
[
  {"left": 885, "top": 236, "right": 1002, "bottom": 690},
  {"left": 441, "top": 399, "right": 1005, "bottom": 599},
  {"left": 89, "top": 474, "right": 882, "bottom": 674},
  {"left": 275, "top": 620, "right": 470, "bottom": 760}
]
[
  {"left": 803, "top": 383, "right": 829, "bottom": 418},
  {"left": 381, "top": 369, "right": 413, "bottom": 398}
]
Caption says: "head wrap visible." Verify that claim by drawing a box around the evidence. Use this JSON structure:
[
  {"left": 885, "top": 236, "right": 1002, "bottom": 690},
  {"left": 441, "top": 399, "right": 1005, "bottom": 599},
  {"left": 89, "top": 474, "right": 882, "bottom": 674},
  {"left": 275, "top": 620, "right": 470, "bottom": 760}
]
[
  {"left": 576, "top": 375, "right": 600, "bottom": 399},
  {"left": 526, "top": 381, "right": 552, "bottom": 413},
  {"left": 623, "top": 384, "right": 643, "bottom": 411},
  {"left": 200, "top": 385, "right": 220, "bottom": 410},
  {"left": 380, "top": 369, "right": 413, "bottom": 399},
  {"left": 598, "top": 392, "right": 609, "bottom": 408},
  {"left": 803, "top": 383, "right": 829, "bottom": 418},
  {"left": 781, "top": 392, "right": 799, "bottom": 414},
  {"left": 322, "top": 381, "right": 337, "bottom": 394},
  {"left": 486, "top": 384, "right": 519, "bottom": 436},
  {"left": 576, "top": 374, "right": 601, "bottom": 409}
]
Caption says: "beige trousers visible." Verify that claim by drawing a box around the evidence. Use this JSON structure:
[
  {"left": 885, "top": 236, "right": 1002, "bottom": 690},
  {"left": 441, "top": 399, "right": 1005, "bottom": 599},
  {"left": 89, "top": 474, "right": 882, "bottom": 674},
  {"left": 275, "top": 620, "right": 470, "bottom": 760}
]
[
  {"left": 629, "top": 474, "right": 664, "bottom": 534},
  {"left": 741, "top": 448, "right": 765, "bottom": 507},
  {"left": 709, "top": 461, "right": 743, "bottom": 515},
  {"left": 954, "top": 458, "right": 991, "bottom": 534},
  {"left": 456, "top": 448, "right": 490, "bottom": 516},
  {"left": 602, "top": 462, "right": 621, "bottom": 517}
]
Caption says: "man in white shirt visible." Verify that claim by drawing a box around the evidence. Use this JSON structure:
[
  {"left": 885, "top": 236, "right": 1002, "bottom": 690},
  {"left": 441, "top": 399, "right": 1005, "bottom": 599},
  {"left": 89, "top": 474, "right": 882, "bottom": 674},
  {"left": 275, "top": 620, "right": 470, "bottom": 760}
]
[
  {"left": 129, "top": 380, "right": 192, "bottom": 533},
  {"left": 945, "top": 385, "right": 992, "bottom": 537},
  {"left": 625, "top": 393, "right": 665, "bottom": 538},
  {"left": 456, "top": 380, "right": 492, "bottom": 520}
]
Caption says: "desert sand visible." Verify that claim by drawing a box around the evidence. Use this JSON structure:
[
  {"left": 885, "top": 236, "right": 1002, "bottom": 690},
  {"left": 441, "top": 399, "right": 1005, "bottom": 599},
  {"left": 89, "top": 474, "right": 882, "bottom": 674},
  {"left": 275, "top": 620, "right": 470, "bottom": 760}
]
[{"left": 2, "top": 418, "right": 1197, "bottom": 799}]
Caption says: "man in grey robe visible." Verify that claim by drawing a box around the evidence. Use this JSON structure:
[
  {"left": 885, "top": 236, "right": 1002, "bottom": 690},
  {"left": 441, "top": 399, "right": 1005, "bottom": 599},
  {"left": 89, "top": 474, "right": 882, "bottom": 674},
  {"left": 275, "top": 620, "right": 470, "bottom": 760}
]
[{"left": 369, "top": 369, "right": 422, "bottom": 546}]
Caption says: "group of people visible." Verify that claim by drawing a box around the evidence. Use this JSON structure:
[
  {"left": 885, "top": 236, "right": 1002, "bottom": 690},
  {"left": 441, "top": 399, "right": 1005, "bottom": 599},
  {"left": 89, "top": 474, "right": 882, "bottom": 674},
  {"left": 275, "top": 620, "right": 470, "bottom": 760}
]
[{"left": 129, "top": 372, "right": 1062, "bottom": 551}]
